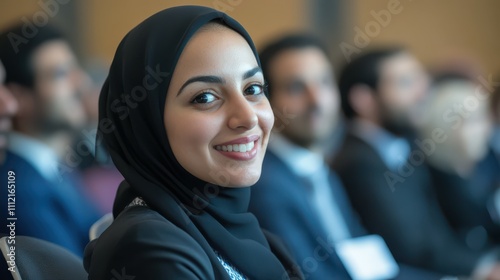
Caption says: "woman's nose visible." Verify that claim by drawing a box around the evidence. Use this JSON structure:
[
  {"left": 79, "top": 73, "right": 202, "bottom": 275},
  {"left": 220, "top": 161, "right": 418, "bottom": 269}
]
[{"left": 227, "top": 94, "right": 258, "bottom": 130}]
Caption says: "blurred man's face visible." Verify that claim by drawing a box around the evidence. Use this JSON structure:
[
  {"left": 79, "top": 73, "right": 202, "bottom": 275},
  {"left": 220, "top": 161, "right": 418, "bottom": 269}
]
[
  {"left": 495, "top": 100, "right": 500, "bottom": 125},
  {"left": 31, "top": 40, "right": 87, "bottom": 133},
  {"left": 459, "top": 96, "right": 492, "bottom": 162},
  {"left": 268, "top": 47, "right": 339, "bottom": 148},
  {"left": 0, "top": 60, "right": 19, "bottom": 160},
  {"left": 376, "top": 52, "right": 429, "bottom": 134}
]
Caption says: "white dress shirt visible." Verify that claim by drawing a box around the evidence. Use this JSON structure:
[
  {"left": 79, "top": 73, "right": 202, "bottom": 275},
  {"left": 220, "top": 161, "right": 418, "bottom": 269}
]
[{"left": 269, "top": 133, "right": 351, "bottom": 242}]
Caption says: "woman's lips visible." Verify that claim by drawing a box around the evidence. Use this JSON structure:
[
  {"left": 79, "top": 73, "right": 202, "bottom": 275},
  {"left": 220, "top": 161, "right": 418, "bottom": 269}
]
[
  {"left": 214, "top": 135, "right": 260, "bottom": 160},
  {"left": 215, "top": 141, "right": 254, "bottom": 153}
]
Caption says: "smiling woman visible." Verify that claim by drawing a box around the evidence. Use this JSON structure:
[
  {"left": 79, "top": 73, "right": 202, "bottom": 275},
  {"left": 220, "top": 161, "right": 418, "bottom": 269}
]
[
  {"left": 165, "top": 23, "right": 273, "bottom": 188},
  {"left": 84, "top": 5, "right": 301, "bottom": 280}
]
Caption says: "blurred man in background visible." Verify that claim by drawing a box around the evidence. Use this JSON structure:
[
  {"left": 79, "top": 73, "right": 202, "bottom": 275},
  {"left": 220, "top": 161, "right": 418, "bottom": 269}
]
[
  {"left": 420, "top": 74, "right": 500, "bottom": 251},
  {"left": 0, "top": 24, "right": 100, "bottom": 256},
  {"left": 249, "top": 34, "right": 443, "bottom": 280},
  {"left": 0, "top": 57, "right": 17, "bottom": 280},
  {"left": 333, "top": 48, "right": 500, "bottom": 278},
  {"left": 73, "top": 62, "right": 123, "bottom": 214},
  {"left": 0, "top": 59, "right": 18, "bottom": 162},
  {"left": 492, "top": 83, "right": 500, "bottom": 159},
  {"left": 249, "top": 34, "right": 352, "bottom": 279}
]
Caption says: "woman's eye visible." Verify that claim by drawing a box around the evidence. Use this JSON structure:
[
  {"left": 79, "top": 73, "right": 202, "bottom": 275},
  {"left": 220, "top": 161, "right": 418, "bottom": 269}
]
[
  {"left": 191, "top": 92, "right": 217, "bottom": 104},
  {"left": 244, "top": 84, "right": 264, "bottom": 96}
]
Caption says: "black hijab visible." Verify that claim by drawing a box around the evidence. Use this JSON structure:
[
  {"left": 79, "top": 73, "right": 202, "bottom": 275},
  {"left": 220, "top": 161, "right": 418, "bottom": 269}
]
[{"left": 98, "top": 5, "right": 294, "bottom": 279}]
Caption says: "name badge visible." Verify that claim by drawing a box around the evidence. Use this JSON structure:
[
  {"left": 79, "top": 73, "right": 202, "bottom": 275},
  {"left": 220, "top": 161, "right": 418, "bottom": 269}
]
[{"left": 335, "top": 234, "right": 399, "bottom": 280}]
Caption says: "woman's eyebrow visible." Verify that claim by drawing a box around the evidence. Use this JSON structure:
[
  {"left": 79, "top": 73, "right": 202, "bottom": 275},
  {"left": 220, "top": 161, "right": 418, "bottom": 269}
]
[
  {"left": 177, "top": 67, "right": 262, "bottom": 96},
  {"left": 177, "top": 75, "right": 224, "bottom": 96},
  {"left": 243, "top": 67, "right": 262, "bottom": 80}
]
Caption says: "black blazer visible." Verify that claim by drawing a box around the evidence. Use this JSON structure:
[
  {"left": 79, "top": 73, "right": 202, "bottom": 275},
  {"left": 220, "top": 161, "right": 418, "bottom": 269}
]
[
  {"left": 332, "top": 132, "right": 484, "bottom": 276},
  {"left": 84, "top": 204, "right": 300, "bottom": 279}
]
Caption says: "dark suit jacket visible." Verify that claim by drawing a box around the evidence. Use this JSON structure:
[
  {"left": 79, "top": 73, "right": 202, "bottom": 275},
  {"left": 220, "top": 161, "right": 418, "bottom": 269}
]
[
  {"left": 0, "top": 151, "right": 100, "bottom": 257},
  {"left": 249, "top": 150, "right": 358, "bottom": 280},
  {"left": 333, "top": 132, "right": 484, "bottom": 276},
  {"left": 249, "top": 149, "right": 444, "bottom": 280},
  {"left": 429, "top": 160, "right": 500, "bottom": 248}
]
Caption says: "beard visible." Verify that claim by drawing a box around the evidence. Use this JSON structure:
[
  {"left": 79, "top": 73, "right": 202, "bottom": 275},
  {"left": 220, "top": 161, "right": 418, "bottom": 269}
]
[
  {"left": 39, "top": 117, "right": 79, "bottom": 134},
  {"left": 380, "top": 116, "right": 415, "bottom": 137},
  {"left": 378, "top": 102, "right": 416, "bottom": 138},
  {"left": 278, "top": 111, "right": 337, "bottom": 149},
  {"left": 37, "top": 94, "right": 87, "bottom": 135},
  {"left": 280, "top": 126, "right": 316, "bottom": 148}
]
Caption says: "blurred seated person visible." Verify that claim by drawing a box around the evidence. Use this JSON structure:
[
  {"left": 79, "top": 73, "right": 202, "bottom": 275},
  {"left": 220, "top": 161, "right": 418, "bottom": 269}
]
[
  {"left": 484, "top": 82, "right": 500, "bottom": 227},
  {"left": 0, "top": 24, "right": 100, "bottom": 256},
  {"left": 419, "top": 74, "right": 500, "bottom": 249},
  {"left": 0, "top": 59, "right": 18, "bottom": 280},
  {"left": 492, "top": 82, "right": 500, "bottom": 159},
  {"left": 249, "top": 35, "right": 444, "bottom": 280},
  {"left": 0, "top": 59, "right": 18, "bottom": 161},
  {"left": 73, "top": 63, "right": 123, "bottom": 213},
  {"left": 332, "top": 48, "right": 500, "bottom": 278},
  {"left": 472, "top": 76, "right": 500, "bottom": 242}
]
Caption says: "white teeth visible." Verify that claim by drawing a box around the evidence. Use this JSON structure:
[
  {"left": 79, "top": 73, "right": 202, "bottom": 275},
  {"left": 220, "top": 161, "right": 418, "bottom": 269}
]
[
  {"left": 215, "top": 141, "right": 255, "bottom": 153},
  {"left": 239, "top": 144, "right": 246, "bottom": 153},
  {"left": 248, "top": 141, "right": 254, "bottom": 151}
]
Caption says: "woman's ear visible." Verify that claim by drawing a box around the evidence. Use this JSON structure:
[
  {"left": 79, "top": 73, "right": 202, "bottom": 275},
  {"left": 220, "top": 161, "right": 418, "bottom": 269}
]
[{"left": 348, "top": 84, "right": 378, "bottom": 121}]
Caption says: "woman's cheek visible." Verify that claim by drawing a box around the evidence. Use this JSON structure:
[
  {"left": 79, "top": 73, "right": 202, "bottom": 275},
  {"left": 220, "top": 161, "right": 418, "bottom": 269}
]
[{"left": 258, "top": 100, "right": 275, "bottom": 134}]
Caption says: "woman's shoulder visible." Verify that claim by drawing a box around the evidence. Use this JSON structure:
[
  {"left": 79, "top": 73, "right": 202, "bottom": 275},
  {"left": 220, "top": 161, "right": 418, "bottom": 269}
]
[
  {"left": 87, "top": 206, "right": 214, "bottom": 279},
  {"left": 109, "top": 205, "right": 193, "bottom": 240}
]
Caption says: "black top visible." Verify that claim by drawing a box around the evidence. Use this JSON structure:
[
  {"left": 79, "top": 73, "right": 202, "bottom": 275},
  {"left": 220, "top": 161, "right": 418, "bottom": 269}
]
[
  {"left": 85, "top": 183, "right": 301, "bottom": 279},
  {"left": 84, "top": 5, "right": 302, "bottom": 279}
]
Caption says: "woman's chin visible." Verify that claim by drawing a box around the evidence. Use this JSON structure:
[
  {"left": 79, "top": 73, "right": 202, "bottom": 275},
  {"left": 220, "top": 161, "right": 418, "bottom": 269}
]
[{"left": 222, "top": 175, "right": 261, "bottom": 188}]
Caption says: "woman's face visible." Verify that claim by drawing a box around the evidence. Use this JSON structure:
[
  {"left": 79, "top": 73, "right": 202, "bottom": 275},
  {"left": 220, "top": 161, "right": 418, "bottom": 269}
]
[{"left": 164, "top": 25, "right": 274, "bottom": 187}]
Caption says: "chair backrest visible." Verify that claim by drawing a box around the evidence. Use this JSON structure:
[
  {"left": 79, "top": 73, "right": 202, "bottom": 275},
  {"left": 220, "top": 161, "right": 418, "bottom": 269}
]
[
  {"left": 0, "top": 235, "right": 87, "bottom": 280},
  {"left": 89, "top": 212, "right": 114, "bottom": 241}
]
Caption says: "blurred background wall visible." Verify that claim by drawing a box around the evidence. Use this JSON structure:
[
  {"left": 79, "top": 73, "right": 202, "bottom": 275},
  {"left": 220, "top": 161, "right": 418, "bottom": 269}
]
[{"left": 0, "top": 0, "right": 499, "bottom": 75}]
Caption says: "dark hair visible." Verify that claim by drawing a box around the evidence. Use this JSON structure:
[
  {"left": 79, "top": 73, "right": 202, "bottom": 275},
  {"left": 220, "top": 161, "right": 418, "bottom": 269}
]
[
  {"left": 492, "top": 79, "right": 500, "bottom": 120},
  {"left": 0, "top": 24, "right": 63, "bottom": 89},
  {"left": 432, "top": 71, "right": 474, "bottom": 85},
  {"left": 338, "top": 47, "right": 404, "bottom": 119},
  {"left": 259, "top": 33, "right": 330, "bottom": 98}
]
